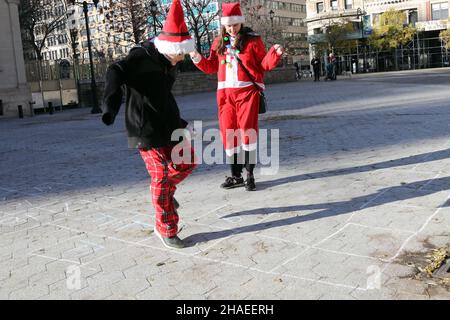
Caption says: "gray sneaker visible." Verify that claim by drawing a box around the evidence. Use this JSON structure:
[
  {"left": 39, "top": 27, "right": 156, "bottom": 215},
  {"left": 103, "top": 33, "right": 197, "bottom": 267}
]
[{"left": 154, "top": 227, "right": 185, "bottom": 249}]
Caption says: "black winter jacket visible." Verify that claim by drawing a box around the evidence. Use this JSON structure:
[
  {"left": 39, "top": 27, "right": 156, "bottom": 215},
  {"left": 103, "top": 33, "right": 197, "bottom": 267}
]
[{"left": 102, "top": 43, "right": 187, "bottom": 149}]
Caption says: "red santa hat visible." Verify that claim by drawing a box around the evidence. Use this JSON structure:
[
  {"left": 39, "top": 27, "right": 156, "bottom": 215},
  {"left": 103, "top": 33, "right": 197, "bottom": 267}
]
[
  {"left": 221, "top": 2, "right": 245, "bottom": 25},
  {"left": 154, "top": 0, "right": 195, "bottom": 54}
]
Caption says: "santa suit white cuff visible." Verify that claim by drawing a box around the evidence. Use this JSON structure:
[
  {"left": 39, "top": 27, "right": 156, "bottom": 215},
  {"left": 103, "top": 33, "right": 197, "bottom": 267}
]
[{"left": 191, "top": 54, "right": 202, "bottom": 64}]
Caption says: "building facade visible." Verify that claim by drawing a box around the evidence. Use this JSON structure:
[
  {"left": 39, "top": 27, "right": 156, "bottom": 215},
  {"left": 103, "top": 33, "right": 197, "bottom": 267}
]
[
  {"left": 23, "top": 0, "right": 308, "bottom": 69},
  {"left": 306, "top": 0, "right": 450, "bottom": 72},
  {"left": 242, "top": 0, "right": 308, "bottom": 62},
  {"left": 0, "top": 0, "right": 32, "bottom": 118},
  {"left": 306, "top": 0, "right": 367, "bottom": 52},
  {"left": 268, "top": 0, "right": 309, "bottom": 62}
]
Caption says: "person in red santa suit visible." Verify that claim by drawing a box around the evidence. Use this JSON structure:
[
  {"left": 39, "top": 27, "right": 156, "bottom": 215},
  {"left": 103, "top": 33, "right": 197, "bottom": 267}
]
[{"left": 190, "top": 2, "right": 284, "bottom": 191}]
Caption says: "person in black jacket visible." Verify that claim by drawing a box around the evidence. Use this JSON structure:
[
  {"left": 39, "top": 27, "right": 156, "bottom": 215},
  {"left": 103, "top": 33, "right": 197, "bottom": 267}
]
[
  {"left": 311, "top": 55, "right": 321, "bottom": 81},
  {"left": 102, "top": 0, "right": 196, "bottom": 249}
]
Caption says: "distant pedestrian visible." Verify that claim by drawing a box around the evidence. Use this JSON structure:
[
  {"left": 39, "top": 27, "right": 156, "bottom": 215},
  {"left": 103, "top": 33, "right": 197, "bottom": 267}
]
[
  {"left": 329, "top": 53, "right": 337, "bottom": 80},
  {"left": 311, "top": 55, "right": 321, "bottom": 81},
  {"left": 294, "top": 62, "right": 301, "bottom": 80}
]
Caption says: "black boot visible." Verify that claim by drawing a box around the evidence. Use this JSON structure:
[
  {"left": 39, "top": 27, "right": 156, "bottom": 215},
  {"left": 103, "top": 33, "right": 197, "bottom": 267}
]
[
  {"left": 220, "top": 176, "right": 245, "bottom": 189},
  {"left": 221, "top": 154, "right": 245, "bottom": 189},
  {"left": 245, "top": 174, "right": 256, "bottom": 191},
  {"left": 244, "top": 151, "right": 256, "bottom": 191}
]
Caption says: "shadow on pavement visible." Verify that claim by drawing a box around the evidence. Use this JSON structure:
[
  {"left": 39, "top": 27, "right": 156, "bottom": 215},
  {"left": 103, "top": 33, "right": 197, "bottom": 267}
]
[
  {"left": 257, "top": 148, "right": 450, "bottom": 191},
  {"left": 183, "top": 175, "right": 450, "bottom": 247}
]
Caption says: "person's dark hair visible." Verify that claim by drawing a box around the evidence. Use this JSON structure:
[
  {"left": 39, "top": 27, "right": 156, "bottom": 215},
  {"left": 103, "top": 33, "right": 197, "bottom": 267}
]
[
  {"left": 138, "top": 39, "right": 158, "bottom": 55},
  {"left": 216, "top": 25, "right": 257, "bottom": 55}
]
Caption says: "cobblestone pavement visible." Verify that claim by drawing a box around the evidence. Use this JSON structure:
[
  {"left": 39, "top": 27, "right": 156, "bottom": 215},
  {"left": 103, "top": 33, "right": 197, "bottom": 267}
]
[{"left": 1, "top": 68, "right": 449, "bottom": 300}]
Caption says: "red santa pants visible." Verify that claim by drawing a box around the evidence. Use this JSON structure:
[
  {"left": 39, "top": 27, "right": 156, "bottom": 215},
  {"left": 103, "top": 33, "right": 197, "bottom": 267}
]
[
  {"left": 139, "top": 144, "right": 196, "bottom": 237},
  {"left": 217, "top": 87, "right": 260, "bottom": 156}
]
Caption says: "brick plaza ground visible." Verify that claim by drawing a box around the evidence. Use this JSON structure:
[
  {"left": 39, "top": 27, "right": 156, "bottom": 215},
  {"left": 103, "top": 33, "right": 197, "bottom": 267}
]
[{"left": 0, "top": 68, "right": 449, "bottom": 299}]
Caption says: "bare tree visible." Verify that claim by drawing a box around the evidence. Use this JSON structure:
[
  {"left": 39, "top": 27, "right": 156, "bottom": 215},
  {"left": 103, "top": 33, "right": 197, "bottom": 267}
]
[
  {"left": 314, "top": 20, "right": 356, "bottom": 57},
  {"left": 19, "top": 0, "right": 69, "bottom": 62},
  {"left": 107, "top": 0, "right": 147, "bottom": 44},
  {"left": 239, "top": 0, "right": 289, "bottom": 53},
  {"left": 182, "top": 0, "right": 219, "bottom": 55},
  {"left": 239, "top": 0, "right": 273, "bottom": 44},
  {"left": 105, "top": 0, "right": 169, "bottom": 45}
]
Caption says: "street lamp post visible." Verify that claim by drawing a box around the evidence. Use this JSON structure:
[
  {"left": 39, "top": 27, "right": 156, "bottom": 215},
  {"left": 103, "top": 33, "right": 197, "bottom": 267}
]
[
  {"left": 83, "top": 1, "right": 102, "bottom": 113},
  {"left": 149, "top": 0, "right": 158, "bottom": 37},
  {"left": 69, "top": 28, "right": 82, "bottom": 108},
  {"left": 269, "top": 10, "right": 275, "bottom": 28},
  {"left": 357, "top": 8, "right": 364, "bottom": 39},
  {"left": 356, "top": 7, "right": 366, "bottom": 73},
  {"left": 70, "top": 0, "right": 101, "bottom": 114}
]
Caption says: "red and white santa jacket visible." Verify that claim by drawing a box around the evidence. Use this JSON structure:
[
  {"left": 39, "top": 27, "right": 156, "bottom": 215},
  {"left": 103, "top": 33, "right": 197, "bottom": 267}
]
[{"left": 193, "top": 30, "right": 282, "bottom": 91}]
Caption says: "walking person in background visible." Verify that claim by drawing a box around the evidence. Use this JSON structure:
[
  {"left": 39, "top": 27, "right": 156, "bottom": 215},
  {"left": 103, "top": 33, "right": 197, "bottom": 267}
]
[
  {"left": 294, "top": 62, "right": 301, "bottom": 80},
  {"left": 329, "top": 53, "right": 337, "bottom": 80},
  {"left": 101, "top": 0, "right": 196, "bottom": 249},
  {"left": 189, "top": 2, "right": 283, "bottom": 191},
  {"left": 311, "top": 55, "right": 321, "bottom": 81}
]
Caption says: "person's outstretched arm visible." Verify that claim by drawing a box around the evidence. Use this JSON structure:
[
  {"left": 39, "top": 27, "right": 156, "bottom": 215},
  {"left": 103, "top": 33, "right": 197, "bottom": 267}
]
[
  {"left": 102, "top": 60, "right": 126, "bottom": 125},
  {"left": 189, "top": 39, "right": 219, "bottom": 74},
  {"left": 254, "top": 37, "right": 283, "bottom": 71}
]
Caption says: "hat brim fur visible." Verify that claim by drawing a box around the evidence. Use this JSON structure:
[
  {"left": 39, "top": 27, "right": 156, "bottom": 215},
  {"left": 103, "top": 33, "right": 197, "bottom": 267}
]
[
  {"left": 221, "top": 16, "right": 245, "bottom": 25},
  {"left": 154, "top": 37, "right": 195, "bottom": 55}
]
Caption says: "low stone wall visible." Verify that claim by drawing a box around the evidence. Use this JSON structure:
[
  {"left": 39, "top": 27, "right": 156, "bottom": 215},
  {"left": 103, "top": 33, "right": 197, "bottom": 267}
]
[
  {"left": 7, "top": 66, "right": 297, "bottom": 117},
  {"left": 171, "top": 72, "right": 218, "bottom": 96},
  {"left": 0, "top": 86, "right": 33, "bottom": 118},
  {"left": 172, "top": 66, "right": 296, "bottom": 95}
]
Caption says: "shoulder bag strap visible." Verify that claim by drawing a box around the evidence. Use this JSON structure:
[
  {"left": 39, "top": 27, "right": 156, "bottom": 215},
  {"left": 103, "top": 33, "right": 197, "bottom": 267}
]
[{"left": 234, "top": 55, "right": 263, "bottom": 92}]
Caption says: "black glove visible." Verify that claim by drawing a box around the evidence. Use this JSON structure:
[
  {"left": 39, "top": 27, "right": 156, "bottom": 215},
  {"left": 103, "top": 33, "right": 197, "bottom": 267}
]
[{"left": 102, "top": 112, "right": 115, "bottom": 125}]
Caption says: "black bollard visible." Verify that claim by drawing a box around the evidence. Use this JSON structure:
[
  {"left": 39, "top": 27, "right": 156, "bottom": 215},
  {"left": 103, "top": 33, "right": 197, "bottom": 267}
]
[
  {"left": 48, "top": 102, "right": 54, "bottom": 115},
  {"left": 29, "top": 101, "right": 35, "bottom": 117},
  {"left": 0, "top": 99, "right": 3, "bottom": 116},
  {"left": 18, "top": 105, "right": 24, "bottom": 118}
]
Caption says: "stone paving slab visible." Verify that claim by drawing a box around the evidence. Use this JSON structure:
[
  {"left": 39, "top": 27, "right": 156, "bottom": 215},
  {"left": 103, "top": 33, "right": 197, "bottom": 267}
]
[{"left": 1, "top": 68, "right": 450, "bottom": 299}]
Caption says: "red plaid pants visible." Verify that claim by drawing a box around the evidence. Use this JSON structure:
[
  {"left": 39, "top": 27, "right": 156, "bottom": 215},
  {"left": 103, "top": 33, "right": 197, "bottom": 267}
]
[{"left": 139, "top": 144, "right": 196, "bottom": 237}]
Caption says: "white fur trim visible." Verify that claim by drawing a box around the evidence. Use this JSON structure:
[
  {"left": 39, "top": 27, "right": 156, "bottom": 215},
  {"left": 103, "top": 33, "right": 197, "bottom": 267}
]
[
  {"left": 154, "top": 37, "right": 195, "bottom": 54},
  {"left": 225, "top": 146, "right": 242, "bottom": 156},
  {"left": 221, "top": 15, "right": 245, "bottom": 25},
  {"left": 242, "top": 143, "right": 257, "bottom": 152},
  {"left": 191, "top": 54, "right": 202, "bottom": 64},
  {"left": 218, "top": 81, "right": 265, "bottom": 90}
]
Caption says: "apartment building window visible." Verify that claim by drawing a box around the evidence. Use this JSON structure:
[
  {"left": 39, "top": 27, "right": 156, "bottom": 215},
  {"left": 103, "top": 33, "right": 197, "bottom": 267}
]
[
  {"left": 330, "top": 0, "right": 338, "bottom": 11},
  {"left": 291, "top": 4, "right": 302, "bottom": 12},
  {"left": 432, "top": 2, "right": 448, "bottom": 20},
  {"left": 409, "top": 9, "right": 418, "bottom": 26},
  {"left": 345, "top": 0, "right": 353, "bottom": 10},
  {"left": 373, "top": 13, "right": 381, "bottom": 26},
  {"left": 316, "top": 2, "right": 324, "bottom": 13}
]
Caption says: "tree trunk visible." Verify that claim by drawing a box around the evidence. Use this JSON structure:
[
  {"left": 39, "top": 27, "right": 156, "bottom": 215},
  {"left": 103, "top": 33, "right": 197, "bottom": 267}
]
[
  {"left": 195, "top": 31, "right": 202, "bottom": 55},
  {"left": 394, "top": 48, "right": 398, "bottom": 71}
]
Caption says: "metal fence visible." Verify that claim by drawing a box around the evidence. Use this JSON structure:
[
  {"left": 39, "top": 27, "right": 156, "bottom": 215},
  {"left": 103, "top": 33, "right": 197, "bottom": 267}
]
[
  {"left": 25, "top": 60, "right": 110, "bottom": 82},
  {"left": 314, "top": 33, "right": 450, "bottom": 75}
]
